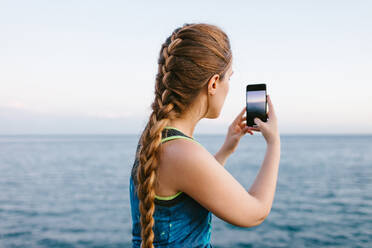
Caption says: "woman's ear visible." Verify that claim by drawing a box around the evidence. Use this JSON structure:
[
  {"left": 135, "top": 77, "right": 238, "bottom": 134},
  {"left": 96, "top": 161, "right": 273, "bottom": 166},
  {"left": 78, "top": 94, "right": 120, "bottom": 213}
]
[{"left": 207, "top": 74, "right": 220, "bottom": 96}]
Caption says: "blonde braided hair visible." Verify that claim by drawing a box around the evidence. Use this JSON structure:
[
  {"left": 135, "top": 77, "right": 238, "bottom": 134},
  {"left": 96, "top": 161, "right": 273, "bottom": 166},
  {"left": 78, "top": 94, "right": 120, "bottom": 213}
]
[{"left": 134, "top": 23, "right": 232, "bottom": 248}]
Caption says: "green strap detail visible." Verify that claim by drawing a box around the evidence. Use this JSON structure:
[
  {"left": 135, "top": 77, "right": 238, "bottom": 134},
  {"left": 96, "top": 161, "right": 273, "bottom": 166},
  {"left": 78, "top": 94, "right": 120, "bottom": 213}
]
[
  {"left": 161, "top": 135, "right": 203, "bottom": 147},
  {"left": 154, "top": 126, "right": 202, "bottom": 201},
  {"left": 155, "top": 191, "right": 183, "bottom": 200},
  {"left": 162, "top": 127, "right": 203, "bottom": 147},
  {"left": 164, "top": 126, "right": 194, "bottom": 139}
]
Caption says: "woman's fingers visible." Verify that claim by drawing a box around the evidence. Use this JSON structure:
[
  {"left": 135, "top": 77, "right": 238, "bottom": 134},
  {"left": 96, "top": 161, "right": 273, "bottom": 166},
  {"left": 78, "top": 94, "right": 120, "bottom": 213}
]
[
  {"left": 266, "top": 95, "right": 276, "bottom": 120},
  {"left": 232, "top": 107, "right": 246, "bottom": 127},
  {"left": 242, "top": 123, "right": 261, "bottom": 132},
  {"left": 239, "top": 122, "right": 245, "bottom": 129},
  {"left": 247, "top": 126, "right": 261, "bottom": 132}
]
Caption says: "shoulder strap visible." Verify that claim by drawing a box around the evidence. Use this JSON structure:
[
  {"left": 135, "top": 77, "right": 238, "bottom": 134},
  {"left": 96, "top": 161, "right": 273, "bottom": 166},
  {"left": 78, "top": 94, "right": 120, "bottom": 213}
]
[{"left": 161, "top": 126, "right": 202, "bottom": 147}]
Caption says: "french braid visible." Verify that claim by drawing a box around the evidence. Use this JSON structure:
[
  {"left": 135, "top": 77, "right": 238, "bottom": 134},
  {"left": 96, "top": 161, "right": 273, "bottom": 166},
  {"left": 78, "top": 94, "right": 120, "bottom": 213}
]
[{"left": 135, "top": 23, "right": 232, "bottom": 248}]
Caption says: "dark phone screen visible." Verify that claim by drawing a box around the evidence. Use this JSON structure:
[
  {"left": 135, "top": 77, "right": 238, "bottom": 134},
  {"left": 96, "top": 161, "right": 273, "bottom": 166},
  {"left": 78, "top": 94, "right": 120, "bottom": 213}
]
[{"left": 246, "top": 88, "right": 267, "bottom": 126}]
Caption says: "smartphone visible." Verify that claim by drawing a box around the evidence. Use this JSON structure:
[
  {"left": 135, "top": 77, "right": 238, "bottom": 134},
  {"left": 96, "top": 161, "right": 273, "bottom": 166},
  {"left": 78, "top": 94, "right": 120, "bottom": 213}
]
[{"left": 246, "top": 83, "right": 267, "bottom": 127}]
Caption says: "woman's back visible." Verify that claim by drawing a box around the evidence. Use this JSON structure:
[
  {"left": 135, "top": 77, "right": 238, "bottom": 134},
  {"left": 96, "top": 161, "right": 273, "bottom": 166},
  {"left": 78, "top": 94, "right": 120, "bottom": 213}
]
[{"left": 130, "top": 126, "right": 213, "bottom": 247}]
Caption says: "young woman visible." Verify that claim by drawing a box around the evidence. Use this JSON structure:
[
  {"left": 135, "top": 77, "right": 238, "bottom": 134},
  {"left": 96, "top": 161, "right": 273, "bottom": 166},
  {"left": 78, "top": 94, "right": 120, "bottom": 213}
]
[{"left": 129, "top": 23, "right": 280, "bottom": 248}]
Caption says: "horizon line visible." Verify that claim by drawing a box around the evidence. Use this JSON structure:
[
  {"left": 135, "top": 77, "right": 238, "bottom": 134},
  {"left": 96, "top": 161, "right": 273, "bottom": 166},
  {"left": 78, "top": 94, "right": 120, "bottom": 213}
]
[{"left": 0, "top": 133, "right": 371, "bottom": 136}]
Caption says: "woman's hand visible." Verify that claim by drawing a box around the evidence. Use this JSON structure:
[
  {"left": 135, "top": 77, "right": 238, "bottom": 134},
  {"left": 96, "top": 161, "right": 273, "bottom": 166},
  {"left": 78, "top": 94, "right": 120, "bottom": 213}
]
[
  {"left": 221, "top": 106, "right": 254, "bottom": 155},
  {"left": 252, "top": 95, "right": 280, "bottom": 145}
]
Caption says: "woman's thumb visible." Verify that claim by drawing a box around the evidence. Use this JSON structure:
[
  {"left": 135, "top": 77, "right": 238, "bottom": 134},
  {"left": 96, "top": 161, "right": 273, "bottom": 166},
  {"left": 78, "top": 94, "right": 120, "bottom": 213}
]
[{"left": 254, "top": 118, "right": 263, "bottom": 126}]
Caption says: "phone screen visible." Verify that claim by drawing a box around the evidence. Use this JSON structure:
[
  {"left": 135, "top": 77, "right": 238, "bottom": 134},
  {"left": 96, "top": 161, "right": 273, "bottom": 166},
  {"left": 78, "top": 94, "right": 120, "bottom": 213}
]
[{"left": 246, "top": 84, "right": 267, "bottom": 127}]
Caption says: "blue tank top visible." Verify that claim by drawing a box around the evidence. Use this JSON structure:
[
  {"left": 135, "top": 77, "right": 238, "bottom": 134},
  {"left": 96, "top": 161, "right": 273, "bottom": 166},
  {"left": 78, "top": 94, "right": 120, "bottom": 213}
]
[{"left": 129, "top": 126, "right": 213, "bottom": 248}]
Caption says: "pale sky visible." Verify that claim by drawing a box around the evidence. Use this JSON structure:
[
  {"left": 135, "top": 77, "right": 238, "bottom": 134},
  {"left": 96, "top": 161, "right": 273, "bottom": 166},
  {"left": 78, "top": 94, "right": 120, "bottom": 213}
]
[{"left": 1, "top": 1, "right": 371, "bottom": 135}]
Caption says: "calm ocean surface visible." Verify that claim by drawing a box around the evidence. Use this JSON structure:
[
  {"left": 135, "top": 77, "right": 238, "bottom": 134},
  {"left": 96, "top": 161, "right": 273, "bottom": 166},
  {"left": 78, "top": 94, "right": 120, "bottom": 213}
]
[{"left": 0, "top": 134, "right": 371, "bottom": 248}]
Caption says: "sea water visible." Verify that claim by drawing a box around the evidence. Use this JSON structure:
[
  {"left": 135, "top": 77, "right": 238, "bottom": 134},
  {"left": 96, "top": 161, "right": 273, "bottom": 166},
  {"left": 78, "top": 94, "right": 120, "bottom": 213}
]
[{"left": 0, "top": 134, "right": 371, "bottom": 247}]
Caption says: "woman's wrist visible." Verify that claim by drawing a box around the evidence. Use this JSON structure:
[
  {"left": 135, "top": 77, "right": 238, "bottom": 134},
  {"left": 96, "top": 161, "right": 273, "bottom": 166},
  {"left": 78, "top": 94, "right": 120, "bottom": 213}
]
[
  {"left": 221, "top": 142, "right": 234, "bottom": 156},
  {"left": 267, "top": 140, "right": 281, "bottom": 155},
  {"left": 214, "top": 145, "right": 231, "bottom": 166},
  {"left": 267, "top": 136, "right": 280, "bottom": 146}
]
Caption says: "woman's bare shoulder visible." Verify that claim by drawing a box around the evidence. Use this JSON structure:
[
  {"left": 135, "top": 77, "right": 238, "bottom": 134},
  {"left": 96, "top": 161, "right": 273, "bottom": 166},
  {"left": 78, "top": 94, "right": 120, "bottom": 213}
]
[
  {"left": 158, "top": 138, "right": 206, "bottom": 174},
  {"left": 158, "top": 137, "right": 209, "bottom": 173}
]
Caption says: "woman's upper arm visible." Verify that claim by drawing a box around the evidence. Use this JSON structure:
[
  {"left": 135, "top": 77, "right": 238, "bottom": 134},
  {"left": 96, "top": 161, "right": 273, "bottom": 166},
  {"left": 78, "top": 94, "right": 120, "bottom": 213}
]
[{"left": 164, "top": 140, "right": 268, "bottom": 227}]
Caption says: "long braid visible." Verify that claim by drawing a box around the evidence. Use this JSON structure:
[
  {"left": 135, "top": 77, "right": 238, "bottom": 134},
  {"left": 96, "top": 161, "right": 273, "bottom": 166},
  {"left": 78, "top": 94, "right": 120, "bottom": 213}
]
[
  {"left": 136, "top": 29, "right": 184, "bottom": 248},
  {"left": 134, "top": 23, "right": 232, "bottom": 248}
]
